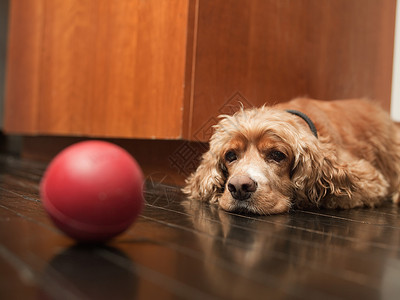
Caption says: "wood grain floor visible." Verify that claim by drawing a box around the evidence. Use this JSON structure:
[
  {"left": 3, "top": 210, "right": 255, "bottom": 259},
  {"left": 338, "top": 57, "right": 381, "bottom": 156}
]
[{"left": 1, "top": 154, "right": 400, "bottom": 299}]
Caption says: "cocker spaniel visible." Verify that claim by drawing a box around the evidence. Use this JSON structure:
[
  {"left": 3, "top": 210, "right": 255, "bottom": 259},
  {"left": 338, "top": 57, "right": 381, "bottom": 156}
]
[{"left": 183, "top": 98, "right": 400, "bottom": 215}]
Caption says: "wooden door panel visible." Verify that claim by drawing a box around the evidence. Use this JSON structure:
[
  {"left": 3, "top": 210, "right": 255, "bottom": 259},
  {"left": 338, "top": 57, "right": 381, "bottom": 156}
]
[
  {"left": 89, "top": 0, "right": 189, "bottom": 138},
  {"left": 38, "top": 0, "right": 96, "bottom": 135},
  {"left": 5, "top": 0, "right": 189, "bottom": 138},
  {"left": 5, "top": 0, "right": 44, "bottom": 134},
  {"left": 188, "top": 0, "right": 396, "bottom": 140}
]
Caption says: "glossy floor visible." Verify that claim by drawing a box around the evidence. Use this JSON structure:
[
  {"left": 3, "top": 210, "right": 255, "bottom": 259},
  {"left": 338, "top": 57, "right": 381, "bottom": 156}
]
[{"left": 1, "top": 155, "right": 400, "bottom": 299}]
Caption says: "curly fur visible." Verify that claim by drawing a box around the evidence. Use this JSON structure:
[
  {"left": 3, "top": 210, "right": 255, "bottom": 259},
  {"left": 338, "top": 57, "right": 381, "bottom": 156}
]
[{"left": 183, "top": 98, "right": 400, "bottom": 215}]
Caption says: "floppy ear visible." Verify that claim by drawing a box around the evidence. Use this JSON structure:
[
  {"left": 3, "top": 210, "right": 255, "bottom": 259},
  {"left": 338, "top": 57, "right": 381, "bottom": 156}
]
[
  {"left": 182, "top": 149, "right": 227, "bottom": 204},
  {"left": 291, "top": 141, "right": 357, "bottom": 208}
]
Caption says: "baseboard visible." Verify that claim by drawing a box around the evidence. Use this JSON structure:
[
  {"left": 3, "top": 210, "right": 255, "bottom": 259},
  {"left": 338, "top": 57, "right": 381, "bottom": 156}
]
[{"left": 22, "top": 136, "right": 208, "bottom": 186}]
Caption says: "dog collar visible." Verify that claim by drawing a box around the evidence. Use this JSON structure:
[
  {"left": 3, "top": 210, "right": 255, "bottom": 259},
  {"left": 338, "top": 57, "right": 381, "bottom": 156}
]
[{"left": 286, "top": 109, "right": 318, "bottom": 138}]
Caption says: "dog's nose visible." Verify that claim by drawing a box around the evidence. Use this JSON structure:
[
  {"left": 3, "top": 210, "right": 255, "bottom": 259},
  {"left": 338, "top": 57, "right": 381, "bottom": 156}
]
[{"left": 227, "top": 175, "right": 257, "bottom": 201}]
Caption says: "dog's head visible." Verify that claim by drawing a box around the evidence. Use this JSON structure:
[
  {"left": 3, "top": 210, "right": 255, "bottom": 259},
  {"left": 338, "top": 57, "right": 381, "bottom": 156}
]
[{"left": 183, "top": 106, "right": 354, "bottom": 215}]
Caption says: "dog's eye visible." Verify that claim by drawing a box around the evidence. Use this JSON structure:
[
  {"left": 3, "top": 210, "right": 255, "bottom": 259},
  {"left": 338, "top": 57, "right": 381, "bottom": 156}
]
[
  {"left": 268, "top": 150, "right": 286, "bottom": 162},
  {"left": 225, "top": 150, "right": 237, "bottom": 163}
]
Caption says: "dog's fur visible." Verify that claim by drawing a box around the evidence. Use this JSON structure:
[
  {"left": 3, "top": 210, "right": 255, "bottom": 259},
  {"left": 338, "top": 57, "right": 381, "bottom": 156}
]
[{"left": 183, "top": 98, "right": 400, "bottom": 215}]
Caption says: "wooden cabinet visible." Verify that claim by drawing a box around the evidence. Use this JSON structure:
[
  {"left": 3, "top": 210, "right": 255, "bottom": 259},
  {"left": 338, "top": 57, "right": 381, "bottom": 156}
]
[
  {"left": 5, "top": 0, "right": 396, "bottom": 141},
  {"left": 6, "top": 0, "right": 191, "bottom": 139}
]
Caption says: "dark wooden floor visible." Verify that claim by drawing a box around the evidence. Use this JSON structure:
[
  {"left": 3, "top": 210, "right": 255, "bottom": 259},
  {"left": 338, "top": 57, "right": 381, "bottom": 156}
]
[{"left": 1, "top": 154, "right": 400, "bottom": 300}]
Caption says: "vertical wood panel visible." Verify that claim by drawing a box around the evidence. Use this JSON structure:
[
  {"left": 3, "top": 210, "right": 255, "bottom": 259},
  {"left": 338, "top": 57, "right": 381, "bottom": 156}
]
[
  {"left": 5, "top": 0, "right": 44, "bottom": 133},
  {"left": 90, "top": 0, "right": 189, "bottom": 138},
  {"left": 180, "top": 0, "right": 199, "bottom": 139},
  {"left": 188, "top": 0, "right": 396, "bottom": 140},
  {"left": 0, "top": 0, "right": 9, "bottom": 129},
  {"left": 5, "top": 0, "right": 190, "bottom": 139},
  {"left": 38, "top": 0, "right": 96, "bottom": 135}
]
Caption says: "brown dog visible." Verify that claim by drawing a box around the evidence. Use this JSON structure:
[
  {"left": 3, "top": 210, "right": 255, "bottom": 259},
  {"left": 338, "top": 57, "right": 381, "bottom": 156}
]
[{"left": 183, "top": 98, "right": 400, "bottom": 215}]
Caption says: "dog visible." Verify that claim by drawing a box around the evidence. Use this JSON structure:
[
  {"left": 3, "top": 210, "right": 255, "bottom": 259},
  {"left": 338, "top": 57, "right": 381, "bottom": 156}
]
[{"left": 183, "top": 98, "right": 400, "bottom": 215}]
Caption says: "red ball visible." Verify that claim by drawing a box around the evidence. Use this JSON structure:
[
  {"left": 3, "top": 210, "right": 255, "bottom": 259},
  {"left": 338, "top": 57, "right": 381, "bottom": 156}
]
[{"left": 40, "top": 141, "right": 144, "bottom": 242}]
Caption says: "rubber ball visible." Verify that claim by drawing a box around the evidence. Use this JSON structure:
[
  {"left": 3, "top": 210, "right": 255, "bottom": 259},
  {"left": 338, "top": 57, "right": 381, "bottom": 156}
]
[{"left": 40, "top": 141, "right": 144, "bottom": 242}]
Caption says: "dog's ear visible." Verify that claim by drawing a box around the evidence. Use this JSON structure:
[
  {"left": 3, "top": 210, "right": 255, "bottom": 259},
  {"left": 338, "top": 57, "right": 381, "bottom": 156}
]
[
  {"left": 182, "top": 149, "right": 226, "bottom": 204},
  {"left": 291, "top": 142, "right": 356, "bottom": 208}
]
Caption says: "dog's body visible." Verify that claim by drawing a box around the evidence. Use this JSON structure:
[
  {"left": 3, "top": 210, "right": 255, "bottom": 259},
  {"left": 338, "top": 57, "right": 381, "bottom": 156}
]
[{"left": 183, "top": 98, "right": 400, "bottom": 215}]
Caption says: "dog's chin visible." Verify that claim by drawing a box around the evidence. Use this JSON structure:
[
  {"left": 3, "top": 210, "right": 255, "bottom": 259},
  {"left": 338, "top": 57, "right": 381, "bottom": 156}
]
[{"left": 218, "top": 194, "right": 291, "bottom": 215}]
